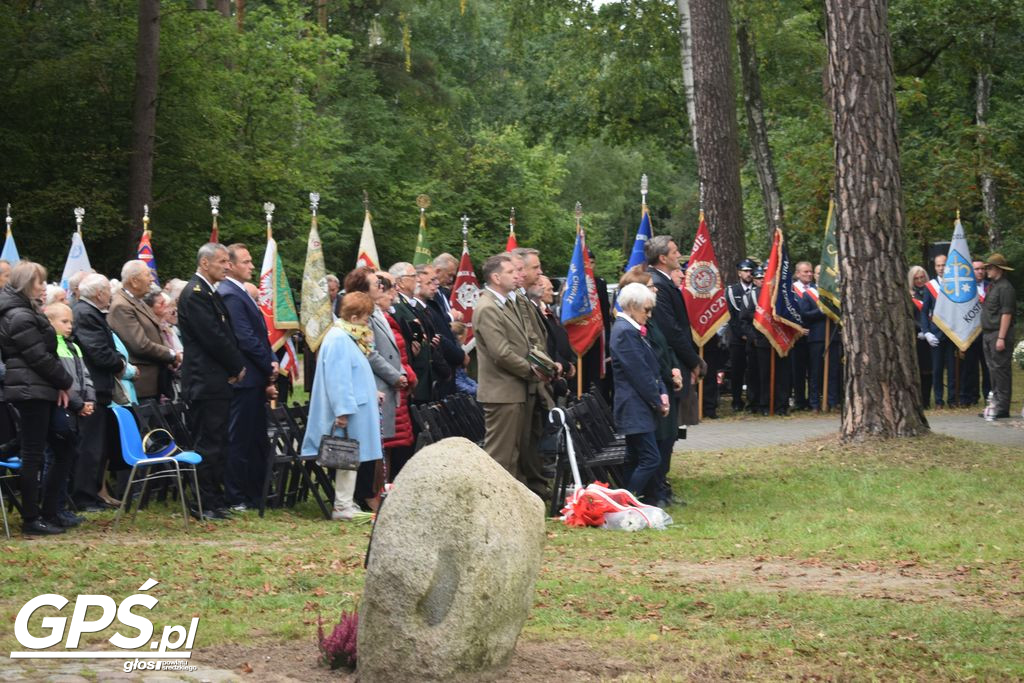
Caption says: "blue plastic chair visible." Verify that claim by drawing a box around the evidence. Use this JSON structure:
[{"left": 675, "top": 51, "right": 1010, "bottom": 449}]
[
  {"left": 0, "top": 457, "right": 21, "bottom": 539},
  {"left": 110, "top": 405, "right": 203, "bottom": 532}
]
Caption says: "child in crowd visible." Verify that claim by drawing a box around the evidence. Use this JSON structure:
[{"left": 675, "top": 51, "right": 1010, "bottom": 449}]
[
  {"left": 43, "top": 302, "right": 95, "bottom": 528},
  {"left": 450, "top": 321, "right": 477, "bottom": 397}
]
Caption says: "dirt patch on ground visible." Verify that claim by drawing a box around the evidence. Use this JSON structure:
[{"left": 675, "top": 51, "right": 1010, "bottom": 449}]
[
  {"left": 630, "top": 557, "right": 1024, "bottom": 615},
  {"left": 191, "top": 638, "right": 653, "bottom": 682}
]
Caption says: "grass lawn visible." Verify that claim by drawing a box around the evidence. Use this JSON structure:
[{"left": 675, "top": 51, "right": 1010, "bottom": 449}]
[{"left": 3, "top": 428, "right": 1022, "bottom": 681}]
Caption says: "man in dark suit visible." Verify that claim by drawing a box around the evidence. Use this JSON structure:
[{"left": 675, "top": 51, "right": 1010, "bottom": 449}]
[
  {"left": 418, "top": 263, "right": 464, "bottom": 399},
  {"left": 177, "top": 243, "right": 246, "bottom": 520},
  {"left": 432, "top": 252, "right": 459, "bottom": 321},
  {"left": 645, "top": 236, "right": 704, "bottom": 388},
  {"left": 389, "top": 261, "right": 435, "bottom": 404},
  {"left": 219, "top": 244, "right": 277, "bottom": 511},
  {"left": 71, "top": 273, "right": 126, "bottom": 511},
  {"left": 725, "top": 258, "right": 758, "bottom": 411}
]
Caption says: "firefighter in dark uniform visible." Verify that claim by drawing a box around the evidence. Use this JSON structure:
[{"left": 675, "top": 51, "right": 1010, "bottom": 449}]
[{"left": 725, "top": 258, "right": 758, "bottom": 412}]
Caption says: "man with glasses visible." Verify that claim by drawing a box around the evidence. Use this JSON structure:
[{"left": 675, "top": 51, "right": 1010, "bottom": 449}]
[{"left": 389, "top": 261, "right": 436, "bottom": 404}]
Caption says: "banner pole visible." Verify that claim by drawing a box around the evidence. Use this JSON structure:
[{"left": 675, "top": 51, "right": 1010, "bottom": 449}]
[
  {"left": 823, "top": 318, "right": 830, "bottom": 412},
  {"left": 577, "top": 353, "right": 584, "bottom": 398},
  {"left": 769, "top": 351, "right": 776, "bottom": 416},
  {"left": 698, "top": 345, "right": 704, "bottom": 420}
]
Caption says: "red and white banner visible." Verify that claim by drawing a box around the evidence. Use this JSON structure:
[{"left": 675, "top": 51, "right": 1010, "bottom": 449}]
[
  {"left": 682, "top": 211, "right": 730, "bottom": 346},
  {"left": 449, "top": 243, "right": 480, "bottom": 342}
]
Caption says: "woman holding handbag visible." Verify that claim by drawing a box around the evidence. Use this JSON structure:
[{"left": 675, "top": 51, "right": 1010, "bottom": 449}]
[{"left": 301, "top": 292, "right": 384, "bottom": 521}]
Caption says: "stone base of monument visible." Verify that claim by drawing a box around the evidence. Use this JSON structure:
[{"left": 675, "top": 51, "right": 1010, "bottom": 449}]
[{"left": 357, "top": 437, "right": 547, "bottom": 682}]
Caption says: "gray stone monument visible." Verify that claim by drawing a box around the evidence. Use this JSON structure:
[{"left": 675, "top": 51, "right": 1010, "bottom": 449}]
[{"left": 357, "top": 437, "right": 546, "bottom": 681}]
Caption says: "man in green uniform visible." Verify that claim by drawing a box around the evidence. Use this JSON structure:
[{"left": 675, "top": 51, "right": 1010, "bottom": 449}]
[{"left": 980, "top": 253, "right": 1016, "bottom": 419}]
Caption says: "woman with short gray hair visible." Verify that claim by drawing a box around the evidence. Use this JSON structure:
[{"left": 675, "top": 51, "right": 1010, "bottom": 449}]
[{"left": 609, "top": 282, "right": 668, "bottom": 503}]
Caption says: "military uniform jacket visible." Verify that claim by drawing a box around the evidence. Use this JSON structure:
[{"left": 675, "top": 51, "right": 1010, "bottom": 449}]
[{"left": 177, "top": 274, "right": 245, "bottom": 401}]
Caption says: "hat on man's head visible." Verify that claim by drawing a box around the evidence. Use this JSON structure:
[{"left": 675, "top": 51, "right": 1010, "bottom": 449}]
[
  {"left": 737, "top": 258, "right": 758, "bottom": 271},
  {"left": 983, "top": 253, "right": 1014, "bottom": 272},
  {"left": 752, "top": 265, "right": 766, "bottom": 278}
]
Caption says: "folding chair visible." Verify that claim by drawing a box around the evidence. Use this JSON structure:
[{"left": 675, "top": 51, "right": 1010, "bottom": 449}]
[
  {"left": 110, "top": 405, "right": 203, "bottom": 532},
  {"left": 0, "top": 457, "right": 21, "bottom": 539},
  {"left": 266, "top": 406, "right": 333, "bottom": 519}
]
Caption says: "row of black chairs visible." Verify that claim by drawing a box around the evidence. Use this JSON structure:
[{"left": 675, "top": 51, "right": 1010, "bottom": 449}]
[
  {"left": 547, "top": 392, "right": 628, "bottom": 517},
  {"left": 409, "top": 392, "right": 486, "bottom": 449},
  {"left": 130, "top": 401, "right": 335, "bottom": 520}
]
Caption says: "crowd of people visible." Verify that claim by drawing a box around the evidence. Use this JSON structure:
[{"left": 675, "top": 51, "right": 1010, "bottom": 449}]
[{"left": 0, "top": 235, "right": 1016, "bottom": 536}]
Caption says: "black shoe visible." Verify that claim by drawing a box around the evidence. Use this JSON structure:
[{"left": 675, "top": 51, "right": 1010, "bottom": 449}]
[
  {"left": 23, "top": 519, "right": 65, "bottom": 536},
  {"left": 993, "top": 412, "right": 1011, "bottom": 419},
  {"left": 79, "top": 504, "right": 107, "bottom": 513},
  {"left": 52, "top": 511, "right": 84, "bottom": 528},
  {"left": 188, "top": 507, "right": 223, "bottom": 522},
  {"left": 213, "top": 507, "right": 234, "bottom": 519},
  {"left": 704, "top": 413, "right": 719, "bottom": 420}
]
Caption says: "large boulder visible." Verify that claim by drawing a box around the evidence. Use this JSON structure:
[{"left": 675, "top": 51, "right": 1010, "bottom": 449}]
[{"left": 357, "top": 437, "right": 546, "bottom": 682}]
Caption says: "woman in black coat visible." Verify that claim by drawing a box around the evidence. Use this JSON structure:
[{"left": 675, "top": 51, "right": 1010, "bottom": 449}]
[{"left": 0, "top": 261, "right": 73, "bottom": 535}]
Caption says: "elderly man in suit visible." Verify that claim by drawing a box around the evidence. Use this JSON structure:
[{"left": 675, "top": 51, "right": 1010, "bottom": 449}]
[
  {"left": 218, "top": 243, "right": 277, "bottom": 511},
  {"left": 610, "top": 282, "right": 669, "bottom": 500},
  {"left": 178, "top": 243, "right": 246, "bottom": 520},
  {"left": 646, "top": 235, "right": 704, "bottom": 386},
  {"left": 71, "top": 273, "right": 126, "bottom": 511},
  {"left": 474, "top": 253, "right": 540, "bottom": 477},
  {"left": 107, "top": 260, "right": 180, "bottom": 402}
]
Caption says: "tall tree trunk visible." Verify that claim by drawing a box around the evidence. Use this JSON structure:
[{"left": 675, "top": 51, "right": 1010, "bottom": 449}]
[
  {"left": 127, "top": 0, "right": 160, "bottom": 249},
  {"left": 215, "top": 0, "right": 230, "bottom": 17},
  {"left": 675, "top": 0, "right": 698, "bottom": 156},
  {"left": 236, "top": 0, "right": 245, "bottom": 31},
  {"left": 975, "top": 31, "right": 1000, "bottom": 250},
  {"left": 194, "top": 0, "right": 207, "bottom": 9},
  {"left": 737, "top": 19, "right": 784, "bottom": 239},
  {"left": 689, "top": 0, "right": 746, "bottom": 282},
  {"left": 317, "top": 0, "right": 328, "bottom": 30},
  {"left": 825, "top": 0, "right": 928, "bottom": 440}
]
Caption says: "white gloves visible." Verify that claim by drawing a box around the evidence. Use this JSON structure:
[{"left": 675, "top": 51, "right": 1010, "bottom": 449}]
[{"left": 924, "top": 332, "right": 939, "bottom": 347}]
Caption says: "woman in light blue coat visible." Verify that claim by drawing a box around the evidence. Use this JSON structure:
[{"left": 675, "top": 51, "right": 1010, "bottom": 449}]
[{"left": 301, "top": 292, "right": 383, "bottom": 521}]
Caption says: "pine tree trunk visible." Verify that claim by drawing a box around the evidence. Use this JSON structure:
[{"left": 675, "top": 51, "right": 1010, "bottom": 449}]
[
  {"left": 975, "top": 32, "right": 1000, "bottom": 250},
  {"left": 235, "top": 0, "right": 245, "bottom": 31},
  {"left": 825, "top": 0, "right": 928, "bottom": 440},
  {"left": 675, "top": 0, "right": 698, "bottom": 155},
  {"left": 194, "top": 0, "right": 207, "bottom": 9},
  {"left": 215, "top": 0, "right": 230, "bottom": 17},
  {"left": 317, "top": 0, "right": 328, "bottom": 30},
  {"left": 127, "top": 0, "right": 160, "bottom": 249},
  {"left": 737, "top": 19, "right": 783, "bottom": 238},
  {"left": 689, "top": 0, "right": 746, "bottom": 283}
]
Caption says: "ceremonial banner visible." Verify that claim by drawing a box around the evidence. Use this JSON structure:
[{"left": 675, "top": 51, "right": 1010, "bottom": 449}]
[
  {"left": 682, "top": 210, "right": 729, "bottom": 346},
  {"left": 258, "top": 236, "right": 299, "bottom": 351},
  {"left": 356, "top": 207, "right": 379, "bottom": 270},
  {"left": 3, "top": 207, "right": 20, "bottom": 264},
  {"left": 506, "top": 209, "right": 518, "bottom": 251},
  {"left": 300, "top": 207, "right": 334, "bottom": 353},
  {"left": 59, "top": 231, "right": 91, "bottom": 292},
  {"left": 753, "top": 228, "right": 803, "bottom": 356},
  {"left": 136, "top": 207, "right": 158, "bottom": 284},
  {"left": 450, "top": 243, "right": 480, "bottom": 342},
  {"left": 561, "top": 224, "right": 603, "bottom": 356},
  {"left": 279, "top": 335, "right": 299, "bottom": 380},
  {"left": 625, "top": 206, "right": 653, "bottom": 272},
  {"left": 817, "top": 200, "right": 841, "bottom": 323},
  {"left": 413, "top": 196, "right": 432, "bottom": 266},
  {"left": 932, "top": 217, "right": 981, "bottom": 351}
]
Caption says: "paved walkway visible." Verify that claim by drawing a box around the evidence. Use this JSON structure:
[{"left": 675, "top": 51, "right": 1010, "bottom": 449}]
[{"left": 681, "top": 412, "right": 1023, "bottom": 451}]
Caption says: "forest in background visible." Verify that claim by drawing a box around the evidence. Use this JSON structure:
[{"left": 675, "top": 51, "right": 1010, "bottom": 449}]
[{"left": 1, "top": 0, "right": 1022, "bottom": 292}]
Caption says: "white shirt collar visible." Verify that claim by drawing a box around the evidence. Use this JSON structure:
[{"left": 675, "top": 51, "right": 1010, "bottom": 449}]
[
  {"left": 619, "top": 311, "right": 642, "bottom": 331},
  {"left": 224, "top": 276, "right": 246, "bottom": 291},
  {"left": 195, "top": 271, "right": 216, "bottom": 290},
  {"left": 485, "top": 285, "right": 508, "bottom": 306}
]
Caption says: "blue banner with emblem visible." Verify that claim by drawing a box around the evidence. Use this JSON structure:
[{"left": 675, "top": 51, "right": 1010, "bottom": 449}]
[{"left": 931, "top": 218, "right": 981, "bottom": 351}]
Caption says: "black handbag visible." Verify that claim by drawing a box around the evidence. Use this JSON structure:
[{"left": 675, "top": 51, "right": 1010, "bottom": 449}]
[{"left": 316, "top": 427, "right": 361, "bottom": 470}]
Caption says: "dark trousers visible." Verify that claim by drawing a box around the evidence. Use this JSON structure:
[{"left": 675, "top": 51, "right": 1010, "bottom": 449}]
[
  {"left": 187, "top": 398, "right": 231, "bottom": 510},
  {"left": 728, "top": 343, "right": 747, "bottom": 409},
  {"left": 43, "top": 408, "right": 79, "bottom": 516},
  {"left": 745, "top": 343, "right": 761, "bottom": 409},
  {"left": 13, "top": 400, "right": 67, "bottom": 523},
  {"left": 757, "top": 347, "right": 791, "bottom": 413},
  {"left": 960, "top": 336, "right": 989, "bottom": 406},
  {"left": 983, "top": 330, "right": 1014, "bottom": 414},
  {"left": 790, "top": 339, "right": 810, "bottom": 408},
  {"left": 702, "top": 343, "right": 725, "bottom": 416},
  {"left": 808, "top": 341, "right": 825, "bottom": 410},
  {"left": 224, "top": 387, "right": 268, "bottom": 507},
  {"left": 653, "top": 433, "right": 676, "bottom": 502},
  {"left": 518, "top": 392, "right": 549, "bottom": 496},
  {"left": 73, "top": 401, "right": 111, "bottom": 507},
  {"left": 931, "top": 336, "right": 956, "bottom": 406},
  {"left": 916, "top": 339, "right": 932, "bottom": 408},
  {"left": 624, "top": 430, "right": 661, "bottom": 500}
]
